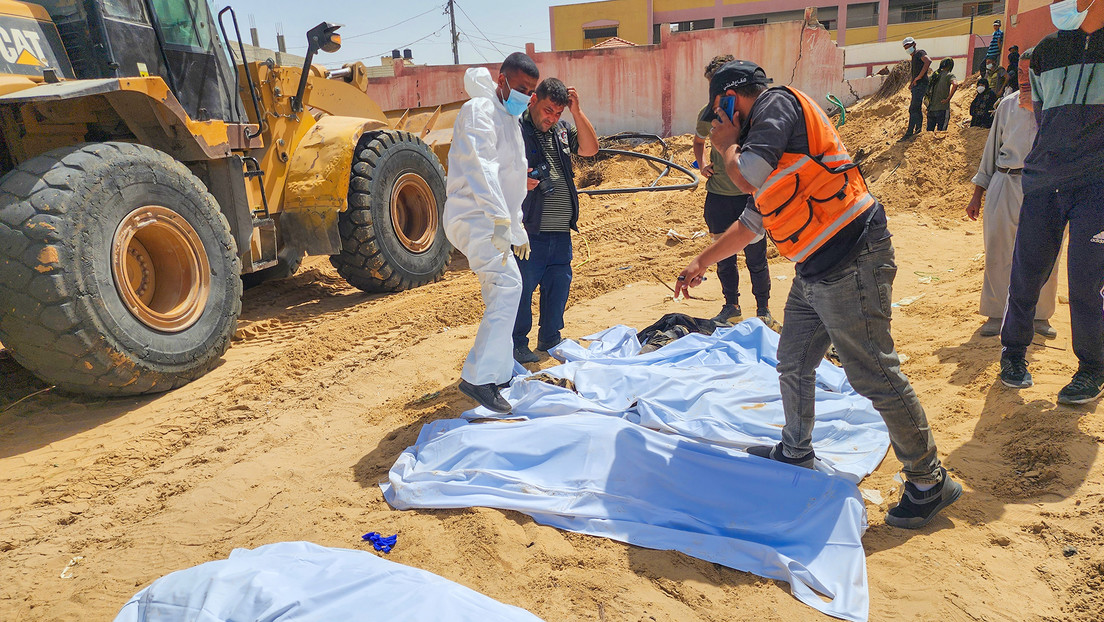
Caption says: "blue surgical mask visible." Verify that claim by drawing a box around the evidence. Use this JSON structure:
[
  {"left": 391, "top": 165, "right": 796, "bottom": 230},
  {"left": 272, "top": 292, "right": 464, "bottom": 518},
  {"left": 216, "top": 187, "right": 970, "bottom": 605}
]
[
  {"left": 502, "top": 77, "right": 529, "bottom": 117},
  {"left": 1051, "top": 0, "right": 1095, "bottom": 31}
]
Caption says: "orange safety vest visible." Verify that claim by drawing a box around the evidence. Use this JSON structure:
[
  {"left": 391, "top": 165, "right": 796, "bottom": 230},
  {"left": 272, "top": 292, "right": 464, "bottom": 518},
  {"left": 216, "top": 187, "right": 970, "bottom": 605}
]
[{"left": 753, "top": 86, "right": 875, "bottom": 263}]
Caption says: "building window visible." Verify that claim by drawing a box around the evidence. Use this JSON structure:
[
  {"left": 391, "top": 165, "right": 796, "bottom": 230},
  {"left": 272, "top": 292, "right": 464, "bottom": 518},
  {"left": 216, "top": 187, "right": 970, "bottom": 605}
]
[
  {"left": 819, "top": 19, "right": 837, "bottom": 30},
  {"left": 846, "top": 2, "right": 880, "bottom": 28},
  {"left": 671, "top": 19, "right": 715, "bottom": 32},
  {"left": 962, "top": 1, "right": 997, "bottom": 17},
  {"left": 901, "top": 2, "right": 937, "bottom": 22},
  {"left": 723, "top": 16, "right": 767, "bottom": 28},
  {"left": 583, "top": 26, "right": 618, "bottom": 40}
]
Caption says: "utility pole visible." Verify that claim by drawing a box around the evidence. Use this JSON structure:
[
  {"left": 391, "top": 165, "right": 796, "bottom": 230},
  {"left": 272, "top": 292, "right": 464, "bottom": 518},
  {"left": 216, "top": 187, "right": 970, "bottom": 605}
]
[
  {"left": 968, "top": 7, "right": 977, "bottom": 73},
  {"left": 448, "top": 0, "right": 459, "bottom": 64}
]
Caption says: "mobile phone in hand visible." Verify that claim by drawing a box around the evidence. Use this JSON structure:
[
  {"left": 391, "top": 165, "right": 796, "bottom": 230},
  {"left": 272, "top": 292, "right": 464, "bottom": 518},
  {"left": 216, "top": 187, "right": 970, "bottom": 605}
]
[{"left": 720, "top": 96, "right": 736, "bottom": 120}]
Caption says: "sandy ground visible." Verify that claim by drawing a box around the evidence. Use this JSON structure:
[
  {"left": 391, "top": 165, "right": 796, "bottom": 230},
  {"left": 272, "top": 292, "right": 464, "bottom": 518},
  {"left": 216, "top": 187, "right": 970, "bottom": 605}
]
[{"left": 2, "top": 82, "right": 1103, "bottom": 622}]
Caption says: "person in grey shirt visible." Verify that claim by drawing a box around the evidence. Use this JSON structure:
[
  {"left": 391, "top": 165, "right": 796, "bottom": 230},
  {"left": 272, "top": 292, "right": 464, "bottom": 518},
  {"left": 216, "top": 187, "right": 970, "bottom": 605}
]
[{"left": 677, "top": 60, "right": 961, "bottom": 530}]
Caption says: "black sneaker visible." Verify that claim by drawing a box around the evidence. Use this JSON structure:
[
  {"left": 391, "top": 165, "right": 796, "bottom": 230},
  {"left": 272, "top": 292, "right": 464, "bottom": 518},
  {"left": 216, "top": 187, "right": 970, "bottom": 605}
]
[
  {"left": 513, "top": 345, "right": 539, "bottom": 364},
  {"left": 535, "top": 339, "right": 561, "bottom": 352},
  {"left": 1057, "top": 370, "right": 1104, "bottom": 405},
  {"left": 885, "top": 467, "right": 962, "bottom": 529},
  {"left": 746, "top": 442, "right": 815, "bottom": 469},
  {"left": 1000, "top": 355, "right": 1033, "bottom": 389},
  {"left": 458, "top": 379, "right": 512, "bottom": 413},
  {"left": 711, "top": 304, "right": 742, "bottom": 324}
]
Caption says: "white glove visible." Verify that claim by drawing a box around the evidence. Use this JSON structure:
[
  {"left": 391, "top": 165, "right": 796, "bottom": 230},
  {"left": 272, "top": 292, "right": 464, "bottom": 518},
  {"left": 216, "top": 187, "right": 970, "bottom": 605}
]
[
  {"left": 513, "top": 242, "right": 531, "bottom": 261},
  {"left": 492, "top": 218, "right": 512, "bottom": 263}
]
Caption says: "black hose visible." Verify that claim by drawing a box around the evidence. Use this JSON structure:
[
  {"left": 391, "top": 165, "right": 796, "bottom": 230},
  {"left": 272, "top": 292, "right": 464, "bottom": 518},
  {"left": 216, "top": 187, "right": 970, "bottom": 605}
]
[{"left": 576, "top": 148, "right": 698, "bottom": 196}]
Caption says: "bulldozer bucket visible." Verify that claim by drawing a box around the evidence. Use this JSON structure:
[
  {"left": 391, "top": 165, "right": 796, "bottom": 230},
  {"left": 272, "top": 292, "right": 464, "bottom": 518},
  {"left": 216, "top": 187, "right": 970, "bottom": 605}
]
[{"left": 382, "top": 100, "right": 464, "bottom": 172}]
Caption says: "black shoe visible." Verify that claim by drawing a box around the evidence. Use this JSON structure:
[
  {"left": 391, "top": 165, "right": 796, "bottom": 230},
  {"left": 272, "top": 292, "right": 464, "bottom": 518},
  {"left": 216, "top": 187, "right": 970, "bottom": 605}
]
[
  {"left": 1000, "top": 356, "right": 1033, "bottom": 388},
  {"left": 535, "top": 339, "right": 560, "bottom": 352},
  {"left": 1057, "top": 370, "right": 1104, "bottom": 405},
  {"left": 711, "top": 304, "right": 742, "bottom": 324},
  {"left": 885, "top": 467, "right": 962, "bottom": 529},
  {"left": 458, "top": 379, "right": 512, "bottom": 413},
  {"left": 898, "top": 131, "right": 916, "bottom": 142},
  {"left": 513, "top": 345, "right": 539, "bottom": 364},
  {"left": 746, "top": 442, "right": 815, "bottom": 469}
]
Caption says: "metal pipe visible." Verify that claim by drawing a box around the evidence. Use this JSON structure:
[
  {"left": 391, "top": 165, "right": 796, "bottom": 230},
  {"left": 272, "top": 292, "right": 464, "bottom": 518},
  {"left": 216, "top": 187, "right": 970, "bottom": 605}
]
[{"left": 327, "top": 67, "right": 352, "bottom": 80}]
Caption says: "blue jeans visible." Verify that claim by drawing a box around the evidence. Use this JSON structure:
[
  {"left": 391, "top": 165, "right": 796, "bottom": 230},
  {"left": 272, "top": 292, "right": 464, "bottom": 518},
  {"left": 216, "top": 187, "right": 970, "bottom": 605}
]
[
  {"left": 776, "top": 236, "right": 943, "bottom": 485},
  {"left": 513, "top": 231, "right": 573, "bottom": 349},
  {"left": 1002, "top": 182, "right": 1104, "bottom": 374}
]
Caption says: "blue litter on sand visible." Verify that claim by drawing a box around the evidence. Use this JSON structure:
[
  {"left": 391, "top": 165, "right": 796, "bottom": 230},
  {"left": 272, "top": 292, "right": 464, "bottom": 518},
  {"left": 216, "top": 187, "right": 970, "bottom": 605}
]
[{"left": 362, "top": 532, "right": 398, "bottom": 553}]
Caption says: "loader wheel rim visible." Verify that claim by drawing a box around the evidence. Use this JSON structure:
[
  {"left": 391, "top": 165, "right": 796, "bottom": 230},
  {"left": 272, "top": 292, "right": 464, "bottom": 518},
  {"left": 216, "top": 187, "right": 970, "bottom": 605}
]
[
  {"left": 390, "top": 172, "right": 437, "bottom": 253},
  {"left": 112, "top": 206, "right": 211, "bottom": 333}
]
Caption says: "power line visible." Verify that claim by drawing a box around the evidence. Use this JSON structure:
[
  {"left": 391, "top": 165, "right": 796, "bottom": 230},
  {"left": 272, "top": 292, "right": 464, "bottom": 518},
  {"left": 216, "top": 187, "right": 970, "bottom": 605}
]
[
  {"left": 453, "top": 0, "right": 505, "bottom": 57},
  {"left": 343, "top": 5, "right": 444, "bottom": 41},
  {"left": 463, "top": 30, "right": 526, "bottom": 51},
  {"left": 287, "top": 5, "right": 445, "bottom": 50},
  {"left": 458, "top": 32, "right": 491, "bottom": 63},
  {"left": 327, "top": 24, "right": 449, "bottom": 65}
]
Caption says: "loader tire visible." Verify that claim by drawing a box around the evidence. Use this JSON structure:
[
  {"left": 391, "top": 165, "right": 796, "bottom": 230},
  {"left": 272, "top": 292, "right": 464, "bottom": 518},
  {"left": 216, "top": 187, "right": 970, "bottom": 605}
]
[
  {"left": 330, "top": 131, "right": 449, "bottom": 292},
  {"left": 0, "top": 142, "right": 241, "bottom": 396}
]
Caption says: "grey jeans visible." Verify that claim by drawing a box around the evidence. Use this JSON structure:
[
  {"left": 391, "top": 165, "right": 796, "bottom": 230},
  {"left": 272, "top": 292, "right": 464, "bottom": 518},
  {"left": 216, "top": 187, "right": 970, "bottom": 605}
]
[{"left": 776, "top": 236, "right": 943, "bottom": 485}]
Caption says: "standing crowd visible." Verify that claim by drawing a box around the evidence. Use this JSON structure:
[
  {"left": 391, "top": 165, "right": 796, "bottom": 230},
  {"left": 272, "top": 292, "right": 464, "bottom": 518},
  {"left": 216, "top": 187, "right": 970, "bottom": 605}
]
[{"left": 443, "top": 0, "right": 1102, "bottom": 534}]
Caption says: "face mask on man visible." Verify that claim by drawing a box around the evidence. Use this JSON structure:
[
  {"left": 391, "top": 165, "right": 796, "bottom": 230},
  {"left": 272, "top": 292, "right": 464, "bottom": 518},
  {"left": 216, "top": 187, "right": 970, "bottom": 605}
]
[
  {"left": 905, "top": 45, "right": 916, "bottom": 56},
  {"left": 1051, "top": 0, "right": 1096, "bottom": 31},
  {"left": 502, "top": 76, "right": 530, "bottom": 117},
  {"left": 977, "top": 85, "right": 987, "bottom": 93}
]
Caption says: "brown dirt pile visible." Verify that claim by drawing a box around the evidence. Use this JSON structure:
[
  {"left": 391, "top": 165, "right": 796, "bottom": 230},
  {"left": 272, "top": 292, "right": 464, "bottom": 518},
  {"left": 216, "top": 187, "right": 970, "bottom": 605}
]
[{"left": 840, "top": 69, "right": 988, "bottom": 223}]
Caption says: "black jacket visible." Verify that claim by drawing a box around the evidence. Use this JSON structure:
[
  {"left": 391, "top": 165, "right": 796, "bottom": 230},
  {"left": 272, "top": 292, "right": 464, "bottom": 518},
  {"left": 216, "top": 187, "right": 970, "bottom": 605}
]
[
  {"left": 1023, "top": 28, "right": 1104, "bottom": 195},
  {"left": 519, "top": 114, "right": 580, "bottom": 234}
]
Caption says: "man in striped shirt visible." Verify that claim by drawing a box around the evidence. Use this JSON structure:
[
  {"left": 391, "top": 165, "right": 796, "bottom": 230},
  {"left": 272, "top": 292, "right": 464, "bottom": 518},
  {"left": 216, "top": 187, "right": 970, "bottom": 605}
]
[
  {"left": 999, "top": 1, "right": 1104, "bottom": 405},
  {"left": 512, "top": 78, "right": 599, "bottom": 363},
  {"left": 987, "top": 19, "right": 1004, "bottom": 63}
]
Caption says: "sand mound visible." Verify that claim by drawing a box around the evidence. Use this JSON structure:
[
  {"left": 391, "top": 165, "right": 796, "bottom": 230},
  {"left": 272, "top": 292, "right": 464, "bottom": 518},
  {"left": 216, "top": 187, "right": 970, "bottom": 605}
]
[{"left": 841, "top": 70, "right": 989, "bottom": 222}]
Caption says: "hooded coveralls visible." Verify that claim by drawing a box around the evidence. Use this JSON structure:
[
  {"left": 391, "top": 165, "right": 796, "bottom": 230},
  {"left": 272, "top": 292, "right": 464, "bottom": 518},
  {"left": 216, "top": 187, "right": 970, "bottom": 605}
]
[{"left": 444, "top": 68, "right": 529, "bottom": 386}]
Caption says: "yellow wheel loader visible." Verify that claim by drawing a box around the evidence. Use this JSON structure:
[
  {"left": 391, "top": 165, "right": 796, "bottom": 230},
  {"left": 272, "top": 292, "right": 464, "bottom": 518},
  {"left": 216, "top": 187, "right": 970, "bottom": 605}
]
[{"left": 0, "top": 0, "right": 453, "bottom": 396}]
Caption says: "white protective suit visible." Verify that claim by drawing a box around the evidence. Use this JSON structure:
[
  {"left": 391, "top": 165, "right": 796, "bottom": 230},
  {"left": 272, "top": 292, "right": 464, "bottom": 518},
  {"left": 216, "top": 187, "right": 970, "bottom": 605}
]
[{"left": 444, "top": 67, "right": 529, "bottom": 386}]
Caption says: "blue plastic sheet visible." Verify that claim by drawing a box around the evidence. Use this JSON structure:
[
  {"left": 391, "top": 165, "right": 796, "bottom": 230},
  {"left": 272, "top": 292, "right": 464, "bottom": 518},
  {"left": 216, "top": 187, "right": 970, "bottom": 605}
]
[
  {"left": 505, "top": 320, "right": 891, "bottom": 483},
  {"left": 383, "top": 319, "right": 891, "bottom": 620},
  {"left": 383, "top": 415, "right": 870, "bottom": 621},
  {"left": 113, "top": 541, "right": 544, "bottom": 622}
]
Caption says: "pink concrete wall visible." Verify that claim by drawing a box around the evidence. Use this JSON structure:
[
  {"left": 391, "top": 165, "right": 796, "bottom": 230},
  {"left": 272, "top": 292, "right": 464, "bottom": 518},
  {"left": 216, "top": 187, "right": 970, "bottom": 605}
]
[{"left": 361, "top": 19, "right": 845, "bottom": 138}]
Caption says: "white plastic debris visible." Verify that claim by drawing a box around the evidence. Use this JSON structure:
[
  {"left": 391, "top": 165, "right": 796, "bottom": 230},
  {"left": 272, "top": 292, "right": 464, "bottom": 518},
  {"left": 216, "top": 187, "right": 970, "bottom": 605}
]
[
  {"left": 860, "top": 489, "right": 884, "bottom": 505},
  {"left": 892, "top": 294, "right": 925, "bottom": 308},
  {"left": 60, "top": 556, "right": 83, "bottom": 579}
]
